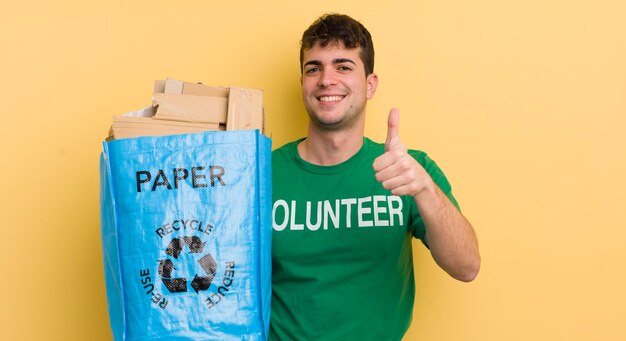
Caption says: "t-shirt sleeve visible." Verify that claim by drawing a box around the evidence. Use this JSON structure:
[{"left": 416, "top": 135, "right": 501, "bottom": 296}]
[{"left": 407, "top": 150, "right": 461, "bottom": 244}]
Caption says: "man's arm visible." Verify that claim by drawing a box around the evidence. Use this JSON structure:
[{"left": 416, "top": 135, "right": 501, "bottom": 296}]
[
  {"left": 413, "top": 178, "right": 480, "bottom": 282},
  {"left": 373, "top": 108, "right": 480, "bottom": 282}
]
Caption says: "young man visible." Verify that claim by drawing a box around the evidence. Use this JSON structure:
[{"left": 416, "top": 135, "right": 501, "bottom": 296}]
[{"left": 270, "top": 14, "right": 480, "bottom": 340}]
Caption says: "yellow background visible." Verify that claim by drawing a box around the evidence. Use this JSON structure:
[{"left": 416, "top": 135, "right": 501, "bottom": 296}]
[{"left": 1, "top": 0, "right": 625, "bottom": 340}]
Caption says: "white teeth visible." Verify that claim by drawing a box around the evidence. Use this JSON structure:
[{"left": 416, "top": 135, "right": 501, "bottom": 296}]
[{"left": 319, "top": 96, "right": 344, "bottom": 102}]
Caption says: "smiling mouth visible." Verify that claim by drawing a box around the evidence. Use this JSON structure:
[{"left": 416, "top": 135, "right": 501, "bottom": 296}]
[{"left": 318, "top": 95, "right": 345, "bottom": 102}]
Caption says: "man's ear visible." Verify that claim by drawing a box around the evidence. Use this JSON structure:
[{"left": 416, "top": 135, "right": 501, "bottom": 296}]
[{"left": 366, "top": 73, "right": 378, "bottom": 99}]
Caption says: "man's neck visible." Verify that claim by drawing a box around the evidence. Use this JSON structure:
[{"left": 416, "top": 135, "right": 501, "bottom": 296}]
[{"left": 297, "top": 125, "right": 365, "bottom": 166}]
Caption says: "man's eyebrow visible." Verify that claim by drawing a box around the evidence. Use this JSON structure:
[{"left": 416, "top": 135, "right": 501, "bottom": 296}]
[
  {"left": 303, "top": 60, "right": 322, "bottom": 68},
  {"left": 303, "top": 58, "right": 357, "bottom": 68},
  {"left": 333, "top": 58, "right": 356, "bottom": 65}
]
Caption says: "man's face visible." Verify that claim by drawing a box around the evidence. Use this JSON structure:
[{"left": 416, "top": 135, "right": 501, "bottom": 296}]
[{"left": 301, "top": 42, "right": 377, "bottom": 131}]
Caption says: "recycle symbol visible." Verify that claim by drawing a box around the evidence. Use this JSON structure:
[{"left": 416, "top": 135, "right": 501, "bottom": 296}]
[{"left": 158, "top": 236, "right": 217, "bottom": 294}]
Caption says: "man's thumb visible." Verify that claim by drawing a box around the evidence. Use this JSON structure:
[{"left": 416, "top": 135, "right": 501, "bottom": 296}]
[{"left": 385, "top": 108, "right": 401, "bottom": 151}]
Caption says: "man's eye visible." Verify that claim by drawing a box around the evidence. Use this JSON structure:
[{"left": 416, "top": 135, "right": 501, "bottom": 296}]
[
  {"left": 338, "top": 65, "right": 352, "bottom": 71},
  {"left": 305, "top": 67, "right": 320, "bottom": 74}
]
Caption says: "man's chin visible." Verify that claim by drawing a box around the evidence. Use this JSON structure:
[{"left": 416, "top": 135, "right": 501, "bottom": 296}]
[
  {"left": 305, "top": 105, "right": 364, "bottom": 132},
  {"left": 315, "top": 121, "right": 344, "bottom": 131},
  {"left": 310, "top": 116, "right": 355, "bottom": 131}
]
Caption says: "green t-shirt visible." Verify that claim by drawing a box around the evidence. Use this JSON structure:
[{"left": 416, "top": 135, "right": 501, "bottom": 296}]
[{"left": 270, "top": 137, "right": 459, "bottom": 341}]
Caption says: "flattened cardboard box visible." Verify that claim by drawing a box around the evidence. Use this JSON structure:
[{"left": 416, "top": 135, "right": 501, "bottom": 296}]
[
  {"left": 152, "top": 79, "right": 264, "bottom": 132},
  {"left": 108, "top": 79, "right": 264, "bottom": 140}
]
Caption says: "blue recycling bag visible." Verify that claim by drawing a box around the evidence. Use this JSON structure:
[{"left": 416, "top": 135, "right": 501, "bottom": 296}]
[{"left": 99, "top": 130, "right": 271, "bottom": 340}]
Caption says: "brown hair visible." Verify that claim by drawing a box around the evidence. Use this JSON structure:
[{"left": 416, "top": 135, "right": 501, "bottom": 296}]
[{"left": 300, "top": 14, "right": 375, "bottom": 75}]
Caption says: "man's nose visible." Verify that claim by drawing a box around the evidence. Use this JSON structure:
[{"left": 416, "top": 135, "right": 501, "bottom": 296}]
[{"left": 318, "top": 70, "right": 337, "bottom": 87}]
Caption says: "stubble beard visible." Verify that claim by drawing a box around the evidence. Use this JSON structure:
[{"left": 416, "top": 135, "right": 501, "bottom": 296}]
[{"left": 305, "top": 101, "right": 366, "bottom": 132}]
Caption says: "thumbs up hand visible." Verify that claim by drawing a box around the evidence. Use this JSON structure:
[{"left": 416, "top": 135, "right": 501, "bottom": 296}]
[
  {"left": 373, "top": 108, "right": 433, "bottom": 197},
  {"left": 384, "top": 108, "right": 403, "bottom": 152}
]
